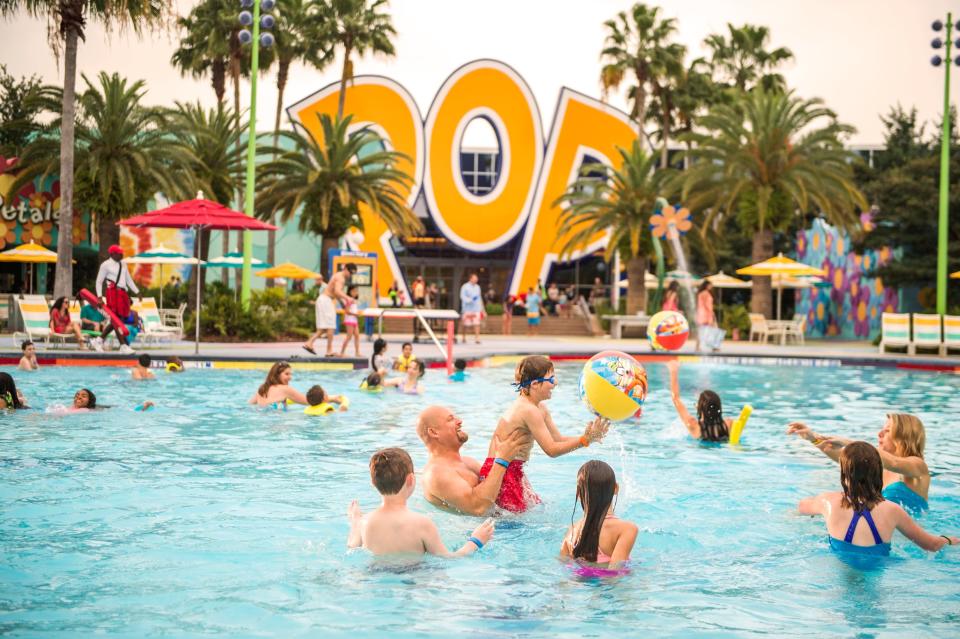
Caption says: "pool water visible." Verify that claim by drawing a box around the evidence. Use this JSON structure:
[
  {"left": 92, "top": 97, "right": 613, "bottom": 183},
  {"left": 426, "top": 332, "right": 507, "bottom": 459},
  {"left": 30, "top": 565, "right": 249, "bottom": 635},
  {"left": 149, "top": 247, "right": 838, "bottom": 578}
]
[{"left": 2, "top": 361, "right": 959, "bottom": 637}]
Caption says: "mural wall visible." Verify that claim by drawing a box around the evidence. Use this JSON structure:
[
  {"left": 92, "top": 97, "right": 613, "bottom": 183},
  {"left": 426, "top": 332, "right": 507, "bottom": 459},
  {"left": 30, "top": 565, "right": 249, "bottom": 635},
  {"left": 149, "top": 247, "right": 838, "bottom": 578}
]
[
  {"left": 795, "top": 218, "right": 899, "bottom": 339},
  {"left": 0, "top": 170, "right": 194, "bottom": 289}
]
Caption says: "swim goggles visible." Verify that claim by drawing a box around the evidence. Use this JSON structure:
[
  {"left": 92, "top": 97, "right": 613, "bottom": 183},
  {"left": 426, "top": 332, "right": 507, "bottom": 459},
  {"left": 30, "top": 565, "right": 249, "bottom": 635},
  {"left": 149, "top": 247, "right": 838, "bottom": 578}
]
[{"left": 512, "top": 375, "right": 557, "bottom": 391}]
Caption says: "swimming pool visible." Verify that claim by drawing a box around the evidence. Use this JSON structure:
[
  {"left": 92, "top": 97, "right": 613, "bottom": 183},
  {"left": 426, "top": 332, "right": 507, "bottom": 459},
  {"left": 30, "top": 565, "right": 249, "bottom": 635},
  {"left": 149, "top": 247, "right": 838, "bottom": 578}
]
[{"left": 2, "top": 361, "right": 958, "bottom": 637}]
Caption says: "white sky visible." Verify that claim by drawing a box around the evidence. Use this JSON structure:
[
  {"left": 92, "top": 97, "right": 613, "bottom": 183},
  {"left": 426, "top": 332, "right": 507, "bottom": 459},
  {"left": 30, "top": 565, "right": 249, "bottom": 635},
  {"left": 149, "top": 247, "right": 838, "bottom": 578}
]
[{"left": 0, "top": 0, "right": 957, "bottom": 145}]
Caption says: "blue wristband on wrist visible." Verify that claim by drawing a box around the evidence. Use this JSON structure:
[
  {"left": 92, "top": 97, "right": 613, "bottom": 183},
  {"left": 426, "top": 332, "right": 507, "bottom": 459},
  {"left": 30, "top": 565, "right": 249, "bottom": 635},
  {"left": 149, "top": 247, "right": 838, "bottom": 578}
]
[
  {"left": 494, "top": 457, "right": 510, "bottom": 469},
  {"left": 467, "top": 536, "right": 484, "bottom": 549}
]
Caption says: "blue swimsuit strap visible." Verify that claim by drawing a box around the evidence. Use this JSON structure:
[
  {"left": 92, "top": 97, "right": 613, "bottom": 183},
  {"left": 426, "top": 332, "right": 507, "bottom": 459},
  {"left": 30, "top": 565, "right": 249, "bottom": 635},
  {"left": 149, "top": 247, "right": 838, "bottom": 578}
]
[{"left": 844, "top": 509, "right": 883, "bottom": 545}]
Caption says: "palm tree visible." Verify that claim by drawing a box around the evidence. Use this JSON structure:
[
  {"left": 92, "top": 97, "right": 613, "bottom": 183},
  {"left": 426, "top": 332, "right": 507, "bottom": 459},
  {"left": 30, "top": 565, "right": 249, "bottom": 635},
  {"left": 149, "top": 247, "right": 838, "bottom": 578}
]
[
  {"left": 703, "top": 23, "right": 794, "bottom": 94},
  {"left": 0, "top": 0, "right": 170, "bottom": 297},
  {"left": 255, "top": 113, "right": 422, "bottom": 275},
  {"left": 599, "top": 3, "right": 682, "bottom": 144},
  {"left": 8, "top": 73, "right": 195, "bottom": 264},
  {"left": 682, "top": 90, "right": 867, "bottom": 317},
  {"left": 316, "top": 0, "right": 397, "bottom": 120},
  {"left": 169, "top": 101, "right": 247, "bottom": 305},
  {"left": 554, "top": 141, "right": 673, "bottom": 315},
  {"left": 170, "top": 8, "right": 229, "bottom": 105},
  {"left": 645, "top": 43, "right": 688, "bottom": 167},
  {"left": 266, "top": 0, "right": 335, "bottom": 279}
]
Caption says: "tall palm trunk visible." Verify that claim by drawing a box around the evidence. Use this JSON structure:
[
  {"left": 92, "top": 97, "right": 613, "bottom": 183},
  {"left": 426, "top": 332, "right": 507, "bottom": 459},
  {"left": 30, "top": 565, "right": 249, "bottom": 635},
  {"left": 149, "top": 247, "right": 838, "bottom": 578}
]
[
  {"left": 212, "top": 58, "right": 226, "bottom": 105},
  {"left": 96, "top": 215, "right": 120, "bottom": 265},
  {"left": 320, "top": 235, "right": 339, "bottom": 279},
  {"left": 750, "top": 229, "right": 774, "bottom": 318},
  {"left": 187, "top": 229, "right": 212, "bottom": 309},
  {"left": 336, "top": 41, "right": 352, "bottom": 120},
  {"left": 625, "top": 255, "right": 647, "bottom": 315},
  {"left": 53, "top": 25, "right": 79, "bottom": 298},
  {"left": 660, "top": 104, "right": 670, "bottom": 168},
  {"left": 266, "top": 58, "right": 291, "bottom": 288}
]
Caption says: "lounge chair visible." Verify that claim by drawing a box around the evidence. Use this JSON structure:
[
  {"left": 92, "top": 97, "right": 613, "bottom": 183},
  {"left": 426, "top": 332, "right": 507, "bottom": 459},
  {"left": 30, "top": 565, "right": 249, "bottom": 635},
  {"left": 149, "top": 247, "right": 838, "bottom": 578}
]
[
  {"left": 132, "top": 297, "right": 180, "bottom": 343},
  {"left": 782, "top": 314, "right": 806, "bottom": 345},
  {"left": 159, "top": 302, "right": 187, "bottom": 336},
  {"left": 878, "top": 312, "right": 911, "bottom": 354},
  {"left": 911, "top": 313, "right": 942, "bottom": 355},
  {"left": 942, "top": 315, "right": 960, "bottom": 355},
  {"left": 748, "top": 313, "right": 769, "bottom": 342},
  {"left": 12, "top": 296, "right": 81, "bottom": 349}
]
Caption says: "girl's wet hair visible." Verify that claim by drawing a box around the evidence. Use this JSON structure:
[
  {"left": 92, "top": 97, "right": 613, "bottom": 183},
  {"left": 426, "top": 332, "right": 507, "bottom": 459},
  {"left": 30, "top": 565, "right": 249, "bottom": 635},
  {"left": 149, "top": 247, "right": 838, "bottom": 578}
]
[
  {"left": 371, "top": 338, "right": 387, "bottom": 370},
  {"left": 696, "top": 390, "right": 728, "bottom": 442},
  {"left": 887, "top": 413, "right": 925, "bottom": 459},
  {"left": 512, "top": 355, "right": 553, "bottom": 394},
  {"left": 364, "top": 372, "right": 382, "bottom": 387},
  {"left": 840, "top": 441, "right": 884, "bottom": 511},
  {"left": 258, "top": 362, "right": 291, "bottom": 397},
  {"left": 570, "top": 460, "right": 617, "bottom": 562},
  {"left": 0, "top": 372, "right": 23, "bottom": 409}
]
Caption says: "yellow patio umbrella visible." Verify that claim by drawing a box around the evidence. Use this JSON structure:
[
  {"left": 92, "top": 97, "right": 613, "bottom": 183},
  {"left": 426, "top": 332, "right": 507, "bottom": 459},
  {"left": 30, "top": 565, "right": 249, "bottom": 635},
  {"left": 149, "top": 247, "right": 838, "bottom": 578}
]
[
  {"left": 737, "top": 253, "right": 826, "bottom": 320},
  {"left": 0, "top": 241, "right": 58, "bottom": 294},
  {"left": 255, "top": 262, "right": 321, "bottom": 281},
  {"left": 951, "top": 270, "right": 960, "bottom": 279}
]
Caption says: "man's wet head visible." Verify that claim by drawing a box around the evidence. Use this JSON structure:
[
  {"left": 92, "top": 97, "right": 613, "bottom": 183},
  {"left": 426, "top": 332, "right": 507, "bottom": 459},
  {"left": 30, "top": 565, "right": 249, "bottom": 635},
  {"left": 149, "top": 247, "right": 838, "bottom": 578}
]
[{"left": 417, "top": 405, "right": 467, "bottom": 450}]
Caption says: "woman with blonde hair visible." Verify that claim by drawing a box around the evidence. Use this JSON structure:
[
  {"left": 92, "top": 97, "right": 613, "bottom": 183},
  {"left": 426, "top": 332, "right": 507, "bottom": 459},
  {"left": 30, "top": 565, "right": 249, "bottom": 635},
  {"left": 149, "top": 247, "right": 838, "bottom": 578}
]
[
  {"left": 248, "top": 361, "right": 308, "bottom": 408},
  {"left": 788, "top": 413, "right": 930, "bottom": 514}
]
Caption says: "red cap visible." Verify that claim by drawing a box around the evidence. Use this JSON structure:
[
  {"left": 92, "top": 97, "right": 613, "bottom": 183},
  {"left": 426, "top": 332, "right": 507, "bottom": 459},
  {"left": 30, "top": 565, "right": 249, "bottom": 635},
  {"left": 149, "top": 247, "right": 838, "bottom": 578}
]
[{"left": 108, "top": 244, "right": 123, "bottom": 255}]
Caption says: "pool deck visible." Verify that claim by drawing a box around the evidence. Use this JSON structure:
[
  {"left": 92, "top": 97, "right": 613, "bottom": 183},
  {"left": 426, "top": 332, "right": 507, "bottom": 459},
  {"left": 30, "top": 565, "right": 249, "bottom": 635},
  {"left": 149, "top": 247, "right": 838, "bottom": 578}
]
[{"left": 1, "top": 333, "right": 958, "bottom": 373}]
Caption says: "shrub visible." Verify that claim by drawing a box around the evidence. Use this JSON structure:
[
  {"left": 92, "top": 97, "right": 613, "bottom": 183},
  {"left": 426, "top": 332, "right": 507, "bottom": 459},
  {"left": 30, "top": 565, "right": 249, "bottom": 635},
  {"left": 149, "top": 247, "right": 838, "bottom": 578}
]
[{"left": 719, "top": 303, "right": 751, "bottom": 338}]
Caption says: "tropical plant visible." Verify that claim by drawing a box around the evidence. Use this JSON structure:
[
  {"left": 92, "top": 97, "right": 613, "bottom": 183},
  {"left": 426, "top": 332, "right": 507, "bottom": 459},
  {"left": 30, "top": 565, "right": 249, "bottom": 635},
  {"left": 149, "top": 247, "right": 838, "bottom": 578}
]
[
  {"left": 599, "top": 2, "right": 684, "bottom": 147},
  {"left": 682, "top": 90, "right": 867, "bottom": 317},
  {"left": 170, "top": 5, "right": 229, "bottom": 104},
  {"left": 168, "top": 101, "right": 247, "bottom": 305},
  {"left": 266, "top": 0, "right": 335, "bottom": 276},
  {"left": 315, "top": 0, "right": 397, "bottom": 119},
  {"left": 0, "top": 65, "right": 44, "bottom": 157},
  {"left": 648, "top": 57, "right": 717, "bottom": 157},
  {"left": 255, "top": 113, "right": 423, "bottom": 274},
  {"left": 554, "top": 141, "right": 673, "bottom": 314},
  {"left": 703, "top": 23, "right": 794, "bottom": 95},
  {"left": 9, "top": 72, "right": 194, "bottom": 263},
  {"left": 0, "top": 0, "right": 170, "bottom": 297}
]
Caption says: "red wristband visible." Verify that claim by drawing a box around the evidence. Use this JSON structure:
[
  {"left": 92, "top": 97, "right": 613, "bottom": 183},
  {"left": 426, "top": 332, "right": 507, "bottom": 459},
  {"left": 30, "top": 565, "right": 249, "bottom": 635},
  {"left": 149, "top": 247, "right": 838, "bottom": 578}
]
[{"left": 579, "top": 435, "right": 590, "bottom": 448}]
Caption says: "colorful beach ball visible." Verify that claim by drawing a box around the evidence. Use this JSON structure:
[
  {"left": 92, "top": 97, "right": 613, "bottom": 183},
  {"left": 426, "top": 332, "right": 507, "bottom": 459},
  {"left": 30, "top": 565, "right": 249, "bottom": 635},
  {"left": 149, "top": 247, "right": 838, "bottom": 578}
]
[
  {"left": 647, "top": 310, "right": 690, "bottom": 351},
  {"left": 578, "top": 350, "right": 647, "bottom": 421}
]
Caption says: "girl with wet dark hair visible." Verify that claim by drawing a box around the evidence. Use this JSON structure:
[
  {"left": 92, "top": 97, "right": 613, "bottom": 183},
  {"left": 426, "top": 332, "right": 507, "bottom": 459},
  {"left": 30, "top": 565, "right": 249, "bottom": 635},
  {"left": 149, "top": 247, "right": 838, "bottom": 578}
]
[
  {"left": 0, "top": 373, "right": 26, "bottom": 409},
  {"left": 370, "top": 338, "right": 389, "bottom": 373},
  {"left": 561, "top": 460, "right": 637, "bottom": 569},
  {"left": 665, "top": 359, "right": 731, "bottom": 442}
]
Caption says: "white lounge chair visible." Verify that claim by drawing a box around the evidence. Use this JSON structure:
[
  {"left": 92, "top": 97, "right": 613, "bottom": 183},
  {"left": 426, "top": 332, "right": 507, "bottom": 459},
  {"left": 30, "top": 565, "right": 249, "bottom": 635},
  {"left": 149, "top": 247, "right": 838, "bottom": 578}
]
[
  {"left": 878, "top": 312, "right": 911, "bottom": 354},
  {"left": 782, "top": 314, "right": 806, "bottom": 345},
  {"left": 132, "top": 297, "right": 180, "bottom": 343},
  {"left": 12, "top": 296, "right": 80, "bottom": 349},
  {"left": 942, "top": 315, "right": 960, "bottom": 355},
  {"left": 911, "top": 313, "right": 942, "bottom": 355},
  {"left": 748, "top": 313, "right": 769, "bottom": 342}
]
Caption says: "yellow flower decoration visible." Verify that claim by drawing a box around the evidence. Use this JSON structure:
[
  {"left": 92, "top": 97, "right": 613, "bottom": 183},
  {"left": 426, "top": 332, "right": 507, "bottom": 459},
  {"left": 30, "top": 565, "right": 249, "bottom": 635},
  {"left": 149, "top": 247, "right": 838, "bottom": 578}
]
[{"left": 649, "top": 205, "right": 692, "bottom": 239}]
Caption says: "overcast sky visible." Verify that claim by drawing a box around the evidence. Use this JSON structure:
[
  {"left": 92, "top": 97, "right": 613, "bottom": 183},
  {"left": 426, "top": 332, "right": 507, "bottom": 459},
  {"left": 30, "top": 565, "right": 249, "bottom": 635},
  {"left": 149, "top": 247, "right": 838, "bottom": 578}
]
[{"left": 1, "top": 0, "right": 957, "bottom": 145}]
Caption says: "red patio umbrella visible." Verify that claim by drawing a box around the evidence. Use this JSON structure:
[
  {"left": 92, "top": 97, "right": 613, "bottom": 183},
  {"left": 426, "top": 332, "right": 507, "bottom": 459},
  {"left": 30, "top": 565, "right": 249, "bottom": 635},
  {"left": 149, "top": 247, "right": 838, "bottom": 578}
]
[{"left": 120, "top": 197, "right": 278, "bottom": 353}]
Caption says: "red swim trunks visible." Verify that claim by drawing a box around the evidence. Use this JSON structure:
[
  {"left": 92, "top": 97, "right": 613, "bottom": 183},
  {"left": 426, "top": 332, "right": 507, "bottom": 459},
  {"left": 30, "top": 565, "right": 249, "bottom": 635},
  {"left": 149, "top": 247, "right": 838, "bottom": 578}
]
[{"left": 478, "top": 458, "right": 541, "bottom": 513}]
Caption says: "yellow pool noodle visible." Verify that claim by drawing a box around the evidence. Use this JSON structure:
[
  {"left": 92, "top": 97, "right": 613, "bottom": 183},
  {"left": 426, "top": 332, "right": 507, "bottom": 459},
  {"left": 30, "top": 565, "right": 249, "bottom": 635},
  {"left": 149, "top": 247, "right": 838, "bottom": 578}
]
[{"left": 728, "top": 404, "right": 753, "bottom": 445}]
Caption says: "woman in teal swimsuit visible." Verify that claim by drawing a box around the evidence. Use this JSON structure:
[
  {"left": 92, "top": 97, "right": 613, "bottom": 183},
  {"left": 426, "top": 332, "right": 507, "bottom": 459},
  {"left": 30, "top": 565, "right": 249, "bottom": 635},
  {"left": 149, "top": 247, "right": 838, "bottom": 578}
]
[
  {"left": 798, "top": 442, "right": 956, "bottom": 555},
  {"left": 248, "top": 361, "right": 308, "bottom": 408},
  {"left": 788, "top": 413, "right": 930, "bottom": 514}
]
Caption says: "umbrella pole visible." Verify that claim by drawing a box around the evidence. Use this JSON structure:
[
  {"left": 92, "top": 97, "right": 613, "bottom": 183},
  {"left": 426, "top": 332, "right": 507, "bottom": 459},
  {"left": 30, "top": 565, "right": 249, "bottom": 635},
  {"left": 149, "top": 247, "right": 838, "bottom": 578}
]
[
  {"left": 195, "top": 227, "right": 201, "bottom": 355},
  {"left": 777, "top": 285, "right": 783, "bottom": 321},
  {"left": 159, "top": 264, "right": 164, "bottom": 310}
]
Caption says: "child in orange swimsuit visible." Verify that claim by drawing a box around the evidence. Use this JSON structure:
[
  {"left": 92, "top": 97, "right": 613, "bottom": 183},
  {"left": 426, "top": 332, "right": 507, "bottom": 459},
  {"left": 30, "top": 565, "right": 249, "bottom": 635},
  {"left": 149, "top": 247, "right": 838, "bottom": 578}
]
[
  {"left": 479, "top": 356, "right": 609, "bottom": 513},
  {"left": 560, "top": 460, "right": 638, "bottom": 569}
]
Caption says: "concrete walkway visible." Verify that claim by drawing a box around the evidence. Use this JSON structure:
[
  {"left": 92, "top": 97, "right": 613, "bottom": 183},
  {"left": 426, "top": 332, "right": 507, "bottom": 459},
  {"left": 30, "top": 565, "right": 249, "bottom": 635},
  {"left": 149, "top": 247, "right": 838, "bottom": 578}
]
[{"left": 4, "top": 331, "right": 957, "bottom": 371}]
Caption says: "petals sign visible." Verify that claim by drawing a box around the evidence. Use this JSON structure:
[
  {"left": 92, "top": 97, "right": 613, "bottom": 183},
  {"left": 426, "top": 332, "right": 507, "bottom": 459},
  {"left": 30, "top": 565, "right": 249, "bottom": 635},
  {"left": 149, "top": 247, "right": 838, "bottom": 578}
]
[{"left": 649, "top": 205, "right": 692, "bottom": 239}]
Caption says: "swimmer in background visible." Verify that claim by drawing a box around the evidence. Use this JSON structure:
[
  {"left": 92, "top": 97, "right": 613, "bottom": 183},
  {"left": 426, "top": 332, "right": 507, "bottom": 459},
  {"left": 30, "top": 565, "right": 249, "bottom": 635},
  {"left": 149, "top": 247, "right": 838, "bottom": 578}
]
[
  {"left": 665, "top": 359, "right": 731, "bottom": 442},
  {"left": 480, "top": 355, "right": 609, "bottom": 513},
  {"left": 348, "top": 447, "right": 495, "bottom": 557},
  {"left": 392, "top": 342, "right": 417, "bottom": 372},
  {"left": 382, "top": 360, "right": 425, "bottom": 394},
  {"left": 248, "top": 361, "right": 308, "bottom": 407},
  {"left": 306, "top": 385, "right": 348, "bottom": 412},
  {"left": 166, "top": 356, "right": 185, "bottom": 373},
  {"left": 798, "top": 441, "right": 956, "bottom": 555},
  {"left": 18, "top": 341, "right": 39, "bottom": 371},
  {"left": 131, "top": 354, "right": 156, "bottom": 380},
  {"left": 448, "top": 358, "right": 468, "bottom": 382},
  {"left": 0, "top": 372, "right": 27, "bottom": 409},
  {"left": 561, "top": 460, "right": 637, "bottom": 570},
  {"left": 360, "top": 371, "right": 384, "bottom": 391},
  {"left": 370, "top": 338, "right": 389, "bottom": 375},
  {"left": 788, "top": 414, "right": 930, "bottom": 514}
]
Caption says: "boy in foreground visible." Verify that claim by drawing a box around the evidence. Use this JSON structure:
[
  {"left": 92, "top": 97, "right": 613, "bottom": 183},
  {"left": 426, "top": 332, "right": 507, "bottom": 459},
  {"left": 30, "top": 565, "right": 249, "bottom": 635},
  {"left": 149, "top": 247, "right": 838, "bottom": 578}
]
[{"left": 348, "top": 447, "right": 494, "bottom": 557}]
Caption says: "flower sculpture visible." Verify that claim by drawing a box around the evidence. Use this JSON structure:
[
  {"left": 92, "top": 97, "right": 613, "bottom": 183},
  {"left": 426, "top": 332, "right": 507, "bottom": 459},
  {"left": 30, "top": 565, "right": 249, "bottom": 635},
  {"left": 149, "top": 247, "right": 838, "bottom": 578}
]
[{"left": 649, "top": 205, "right": 692, "bottom": 240}]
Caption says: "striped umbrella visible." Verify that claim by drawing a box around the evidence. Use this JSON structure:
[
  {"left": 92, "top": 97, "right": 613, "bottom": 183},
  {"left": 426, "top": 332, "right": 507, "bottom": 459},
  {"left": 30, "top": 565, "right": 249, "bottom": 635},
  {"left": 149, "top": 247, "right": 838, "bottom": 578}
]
[
  {"left": 738, "top": 253, "right": 827, "bottom": 320},
  {"left": 126, "top": 244, "right": 204, "bottom": 309},
  {"left": 0, "top": 241, "right": 58, "bottom": 293},
  {"left": 206, "top": 251, "right": 271, "bottom": 269}
]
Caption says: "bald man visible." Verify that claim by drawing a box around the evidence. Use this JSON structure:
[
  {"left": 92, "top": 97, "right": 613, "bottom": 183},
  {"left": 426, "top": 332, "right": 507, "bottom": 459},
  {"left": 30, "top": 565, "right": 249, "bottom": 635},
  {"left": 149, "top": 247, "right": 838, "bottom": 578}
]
[{"left": 418, "top": 405, "right": 530, "bottom": 516}]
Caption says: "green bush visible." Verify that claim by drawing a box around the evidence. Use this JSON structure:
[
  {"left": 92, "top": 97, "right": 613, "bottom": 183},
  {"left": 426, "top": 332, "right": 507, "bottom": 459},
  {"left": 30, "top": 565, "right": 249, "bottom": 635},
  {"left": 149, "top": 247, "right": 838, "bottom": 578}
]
[
  {"left": 719, "top": 303, "right": 751, "bottom": 339},
  {"left": 139, "top": 283, "right": 189, "bottom": 309},
  {"left": 485, "top": 303, "right": 503, "bottom": 316},
  {"left": 183, "top": 282, "right": 315, "bottom": 341}
]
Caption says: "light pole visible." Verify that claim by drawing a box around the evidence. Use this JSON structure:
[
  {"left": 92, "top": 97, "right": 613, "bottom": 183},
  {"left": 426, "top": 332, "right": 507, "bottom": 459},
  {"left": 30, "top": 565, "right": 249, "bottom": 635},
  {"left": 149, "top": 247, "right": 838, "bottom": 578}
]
[
  {"left": 238, "top": 0, "right": 276, "bottom": 309},
  {"left": 931, "top": 14, "right": 959, "bottom": 315}
]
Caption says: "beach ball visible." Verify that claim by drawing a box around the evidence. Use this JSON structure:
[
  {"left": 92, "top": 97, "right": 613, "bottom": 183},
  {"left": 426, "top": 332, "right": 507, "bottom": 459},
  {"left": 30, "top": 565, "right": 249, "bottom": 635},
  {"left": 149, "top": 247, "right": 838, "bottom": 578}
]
[
  {"left": 578, "top": 350, "right": 647, "bottom": 421},
  {"left": 647, "top": 310, "right": 689, "bottom": 351}
]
